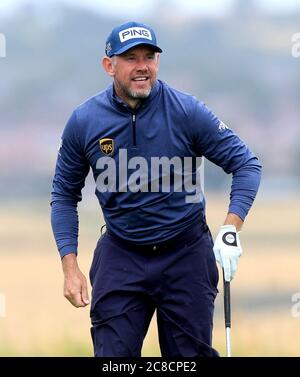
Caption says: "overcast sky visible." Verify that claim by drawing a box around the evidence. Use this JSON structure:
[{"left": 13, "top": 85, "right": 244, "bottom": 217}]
[{"left": 1, "top": 0, "right": 300, "bottom": 18}]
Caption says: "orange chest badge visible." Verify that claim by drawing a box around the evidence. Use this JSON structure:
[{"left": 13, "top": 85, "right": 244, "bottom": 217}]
[{"left": 99, "top": 138, "right": 114, "bottom": 155}]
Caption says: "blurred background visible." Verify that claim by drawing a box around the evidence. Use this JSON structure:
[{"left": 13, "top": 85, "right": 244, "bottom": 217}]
[{"left": 0, "top": 0, "right": 300, "bottom": 356}]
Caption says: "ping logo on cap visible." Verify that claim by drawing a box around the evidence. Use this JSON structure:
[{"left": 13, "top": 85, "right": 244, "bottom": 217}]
[{"left": 119, "top": 27, "right": 152, "bottom": 43}]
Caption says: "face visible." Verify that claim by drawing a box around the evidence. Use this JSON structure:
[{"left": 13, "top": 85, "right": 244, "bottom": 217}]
[{"left": 103, "top": 45, "right": 160, "bottom": 106}]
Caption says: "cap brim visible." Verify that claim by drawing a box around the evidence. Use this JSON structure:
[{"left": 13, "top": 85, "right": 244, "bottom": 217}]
[{"left": 113, "top": 41, "right": 162, "bottom": 56}]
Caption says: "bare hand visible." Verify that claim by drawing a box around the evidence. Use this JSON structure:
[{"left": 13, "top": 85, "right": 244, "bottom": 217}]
[{"left": 62, "top": 253, "right": 90, "bottom": 308}]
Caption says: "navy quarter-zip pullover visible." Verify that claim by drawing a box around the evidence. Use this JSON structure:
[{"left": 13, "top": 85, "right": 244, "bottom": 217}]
[{"left": 51, "top": 80, "right": 261, "bottom": 258}]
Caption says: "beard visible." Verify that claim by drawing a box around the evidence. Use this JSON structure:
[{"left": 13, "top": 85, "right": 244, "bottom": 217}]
[
  {"left": 128, "top": 87, "right": 152, "bottom": 99},
  {"left": 116, "top": 79, "right": 154, "bottom": 101}
]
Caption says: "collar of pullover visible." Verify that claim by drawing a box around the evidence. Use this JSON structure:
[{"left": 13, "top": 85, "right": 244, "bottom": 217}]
[{"left": 107, "top": 79, "right": 161, "bottom": 113}]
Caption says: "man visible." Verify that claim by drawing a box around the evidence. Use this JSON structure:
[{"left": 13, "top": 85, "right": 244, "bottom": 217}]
[{"left": 51, "top": 21, "right": 261, "bottom": 357}]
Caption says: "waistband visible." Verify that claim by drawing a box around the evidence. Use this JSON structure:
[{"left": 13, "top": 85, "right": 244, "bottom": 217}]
[{"left": 105, "top": 222, "right": 208, "bottom": 254}]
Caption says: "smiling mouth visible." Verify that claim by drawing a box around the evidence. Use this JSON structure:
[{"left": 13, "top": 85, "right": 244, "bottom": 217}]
[{"left": 132, "top": 77, "right": 149, "bottom": 82}]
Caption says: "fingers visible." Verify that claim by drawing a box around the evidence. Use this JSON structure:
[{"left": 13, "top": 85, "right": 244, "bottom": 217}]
[
  {"left": 213, "top": 248, "right": 220, "bottom": 264},
  {"left": 81, "top": 283, "right": 90, "bottom": 305},
  {"left": 230, "top": 257, "right": 238, "bottom": 281},
  {"left": 222, "top": 256, "right": 232, "bottom": 282},
  {"left": 213, "top": 246, "right": 231, "bottom": 281},
  {"left": 64, "top": 273, "right": 90, "bottom": 308},
  {"left": 69, "top": 292, "right": 86, "bottom": 308},
  {"left": 64, "top": 289, "right": 88, "bottom": 308},
  {"left": 222, "top": 253, "right": 239, "bottom": 282}
]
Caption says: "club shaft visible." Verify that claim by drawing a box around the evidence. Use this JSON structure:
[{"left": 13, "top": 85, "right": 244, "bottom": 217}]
[
  {"left": 223, "top": 271, "right": 231, "bottom": 357},
  {"left": 225, "top": 327, "right": 231, "bottom": 357}
]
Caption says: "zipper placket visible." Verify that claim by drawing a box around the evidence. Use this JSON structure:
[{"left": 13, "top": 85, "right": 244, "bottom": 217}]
[{"left": 132, "top": 113, "right": 137, "bottom": 147}]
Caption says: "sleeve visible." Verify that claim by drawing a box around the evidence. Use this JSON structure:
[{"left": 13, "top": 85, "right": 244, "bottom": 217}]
[
  {"left": 50, "top": 110, "right": 90, "bottom": 258},
  {"left": 190, "top": 100, "right": 262, "bottom": 221}
]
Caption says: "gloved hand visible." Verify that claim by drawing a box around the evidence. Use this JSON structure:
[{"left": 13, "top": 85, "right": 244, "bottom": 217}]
[{"left": 213, "top": 225, "right": 242, "bottom": 282}]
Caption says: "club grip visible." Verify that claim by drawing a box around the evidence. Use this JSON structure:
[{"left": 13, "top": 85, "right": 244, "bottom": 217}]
[{"left": 223, "top": 278, "right": 231, "bottom": 328}]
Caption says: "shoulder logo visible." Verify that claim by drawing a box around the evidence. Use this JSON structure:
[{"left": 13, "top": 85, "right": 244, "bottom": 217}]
[
  {"left": 99, "top": 138, "right": 114, "bottom": 155},
  {"left": 58, "top": 138, "right": 63, "bottom": 156},
  {"left": 218, "top": 120, "right": 228, "bottom": 132}
]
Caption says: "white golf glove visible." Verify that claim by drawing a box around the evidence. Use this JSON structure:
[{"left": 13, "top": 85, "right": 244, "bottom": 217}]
[{"left": 213, "top": 225, "right": 242, "bottom": 282}]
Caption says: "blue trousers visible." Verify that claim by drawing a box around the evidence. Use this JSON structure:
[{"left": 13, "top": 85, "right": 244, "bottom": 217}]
[{"left": 89, "top": 223, "right": 219, "bottom": 357}]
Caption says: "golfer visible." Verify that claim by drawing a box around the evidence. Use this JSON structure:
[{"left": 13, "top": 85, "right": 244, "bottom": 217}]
[{"left": 51, "top": 21, "right": 262, "bottom": 357}]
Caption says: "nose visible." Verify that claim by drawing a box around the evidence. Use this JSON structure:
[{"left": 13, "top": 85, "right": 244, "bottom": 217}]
[{"left": 135, "top": 57, "right": 148, "bottom": 72}]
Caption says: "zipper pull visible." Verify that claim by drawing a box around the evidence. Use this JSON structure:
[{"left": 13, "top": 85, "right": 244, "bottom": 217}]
[{"left": 132, "top": 114, "right": 137, "bottom": 147}]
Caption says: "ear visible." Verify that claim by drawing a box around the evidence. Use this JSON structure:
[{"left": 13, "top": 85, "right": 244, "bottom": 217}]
[
  {"left": 156, "top": 53, "right": 160, "bottom": 69},
  {"left": 102, "top": 56, "right": 115, "bottom": 77}
]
